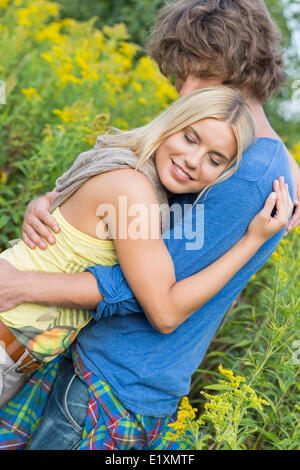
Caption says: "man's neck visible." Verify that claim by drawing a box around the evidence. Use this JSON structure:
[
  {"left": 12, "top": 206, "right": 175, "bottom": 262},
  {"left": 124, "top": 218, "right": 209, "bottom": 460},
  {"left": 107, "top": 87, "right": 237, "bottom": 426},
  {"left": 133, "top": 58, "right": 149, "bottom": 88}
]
[
  {"left": 245, "top": 95, "right": 298, "bottom": 177},
  {"left": 245, "top": 97, "right": 279, "bottom": 140}
]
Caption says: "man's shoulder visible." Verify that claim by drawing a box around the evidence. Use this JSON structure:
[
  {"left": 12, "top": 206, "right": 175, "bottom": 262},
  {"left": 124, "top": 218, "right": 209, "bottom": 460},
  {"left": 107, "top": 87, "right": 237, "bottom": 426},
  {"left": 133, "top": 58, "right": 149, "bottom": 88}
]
[{"left": 235, "top": 138, "right": 289, "bottom": 183}]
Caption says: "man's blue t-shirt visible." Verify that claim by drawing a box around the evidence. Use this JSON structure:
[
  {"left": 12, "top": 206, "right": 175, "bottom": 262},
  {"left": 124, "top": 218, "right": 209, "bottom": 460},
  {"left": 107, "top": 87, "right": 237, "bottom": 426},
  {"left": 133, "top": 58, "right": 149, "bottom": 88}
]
[{"left": 77, "top": 138, "right": 294, "bottom": 417}]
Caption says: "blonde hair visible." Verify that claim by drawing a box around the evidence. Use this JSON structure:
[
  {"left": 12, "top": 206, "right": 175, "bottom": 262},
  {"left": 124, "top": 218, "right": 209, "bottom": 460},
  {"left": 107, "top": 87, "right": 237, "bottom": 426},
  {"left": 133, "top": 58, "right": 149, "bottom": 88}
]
[{"left": 100, "top": 85, "right": 257, "bottom": 205}]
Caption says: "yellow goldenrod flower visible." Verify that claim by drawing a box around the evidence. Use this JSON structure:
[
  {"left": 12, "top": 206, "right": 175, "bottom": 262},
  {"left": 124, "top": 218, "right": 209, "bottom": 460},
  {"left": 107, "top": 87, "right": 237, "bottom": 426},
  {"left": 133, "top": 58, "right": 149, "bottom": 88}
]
[
  {"left": 155, "top": 81, "right": 178, "bottom": 104},
  {"left": 103, "top": 23, "right": 130, "bottom": 41},
  {"left": 40, "top": 52, "right": 54, "bottom": 64},
  {"left": 218, "top": 364, "right": 234, "bottom": 379},
  {"left": 277, "top": 245, "right": 284, "bottom": 255},
  {"left": 51, "top": 45, "right": 65, "bottom": 59},
  {"left": 75, "top": 55, "right": 88, "bottom": 70},
  {"left": 43, "top": 2, "right": 60, "bottom": 17},
  {"left": 52, "top": 108, "right": 73, "bottom": 123},
  {"left": 60, "top": 18, "right": 75, "bottom": 28},
  {"left": 120, "top": 41, "right": 139, "bottom": 59},
  {"left": 166, "top": 396, "right": 198, "bottom": 441},
  {"left": 279, "top": 270, "right": 288, "bottom": 283},
  {"left": 132, "top": 81, "right": 142, "bottom": 92},
  {"left": 17, "top": 8, "right": 31, "bottom": 27},
  {"left": 21, "top": 87, "right": 41, "bottom": 101},
  {"left": 80, "top": 68, "right": 99, "bottom": 81},
  {"left": 292, "top": 142, "right": 300, "bottom": 165},
  {"left": 0, "top": 172, "right": 7, "bottom": 184},
  {"left": 36, "top": 22, "right": 66, "bottom": 45},
  {"left": 56, "top": 124, "right": 66, "bottom": 135},
  {"left": 93, "top": 30, "right": 104, "bottom": 52},
  {"left": 42, "top": 123, "right": 53, "bottom": 141},
  {"left": 0, "top": 0, "right": 9, "bottom": 9}
]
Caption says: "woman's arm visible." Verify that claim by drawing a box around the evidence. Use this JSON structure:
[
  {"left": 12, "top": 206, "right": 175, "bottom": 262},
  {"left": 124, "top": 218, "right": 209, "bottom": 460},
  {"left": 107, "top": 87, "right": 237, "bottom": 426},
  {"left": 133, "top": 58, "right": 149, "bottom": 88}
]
[
  {"left": 20, "top": 154, "right": 300, "bottom": 249},
  {"left": 92, "top": 169, "right": 292, "bottom": 334},
  {"left": 0, "top": 173, "right": 291, "bottom": 330}
]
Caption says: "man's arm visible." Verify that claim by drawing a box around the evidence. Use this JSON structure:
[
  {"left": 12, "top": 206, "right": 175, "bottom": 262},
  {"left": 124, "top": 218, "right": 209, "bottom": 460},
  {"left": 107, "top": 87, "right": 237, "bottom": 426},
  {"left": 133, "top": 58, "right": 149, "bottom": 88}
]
[
  {"left": 0, "top": 260, "right": 103, "bottom": 312},
  {"left": 1, "top": 175, "right": 290, "bottom": 323},
  {"left": 4, "top": 143, "right": 294, "bottom": 320}
]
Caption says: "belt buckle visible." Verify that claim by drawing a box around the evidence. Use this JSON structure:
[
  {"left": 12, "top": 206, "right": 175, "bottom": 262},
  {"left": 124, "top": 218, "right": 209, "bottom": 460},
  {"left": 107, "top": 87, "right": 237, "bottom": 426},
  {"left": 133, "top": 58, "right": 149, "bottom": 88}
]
[{"left": 16, "top": 354, "right": 42, "bottom": 373}]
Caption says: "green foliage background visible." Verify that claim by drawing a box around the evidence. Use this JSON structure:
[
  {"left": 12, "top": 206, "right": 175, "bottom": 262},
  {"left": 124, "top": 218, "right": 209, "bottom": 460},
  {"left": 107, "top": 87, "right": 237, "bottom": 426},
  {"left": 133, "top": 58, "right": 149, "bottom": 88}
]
[
  {"left": 56, "top": 0, "right": 165, "bottom": 47},
  {"left": 56, "top": 0, "right": 300, "bottom": 146}
]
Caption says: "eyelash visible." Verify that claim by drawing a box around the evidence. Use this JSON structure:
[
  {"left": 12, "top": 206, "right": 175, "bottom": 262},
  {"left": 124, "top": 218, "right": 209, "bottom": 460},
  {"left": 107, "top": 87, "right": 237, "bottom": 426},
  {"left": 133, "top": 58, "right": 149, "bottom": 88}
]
[
  {"left": 209, "top": 156, "right": 220, "bottom": 166},
  {"left": 184, "top": 133, "right": 195, "bottom": 145},
  {"left": 184, "top": 133, "right": 220, "bottom": 166}
]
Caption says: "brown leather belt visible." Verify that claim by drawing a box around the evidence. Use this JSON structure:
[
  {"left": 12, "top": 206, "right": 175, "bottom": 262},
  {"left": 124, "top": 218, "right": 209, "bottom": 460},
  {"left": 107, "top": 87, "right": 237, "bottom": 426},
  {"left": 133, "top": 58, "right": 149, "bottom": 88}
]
[{"left": 0, "top": 319, "right": 44, "bottom": 374}]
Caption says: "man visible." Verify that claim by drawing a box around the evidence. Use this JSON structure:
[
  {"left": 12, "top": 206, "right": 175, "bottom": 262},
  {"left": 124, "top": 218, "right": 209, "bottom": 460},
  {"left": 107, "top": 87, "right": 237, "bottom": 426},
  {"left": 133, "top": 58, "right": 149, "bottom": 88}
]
[{"left": 0, "top": 0, "right": 299, "bottom": 450}]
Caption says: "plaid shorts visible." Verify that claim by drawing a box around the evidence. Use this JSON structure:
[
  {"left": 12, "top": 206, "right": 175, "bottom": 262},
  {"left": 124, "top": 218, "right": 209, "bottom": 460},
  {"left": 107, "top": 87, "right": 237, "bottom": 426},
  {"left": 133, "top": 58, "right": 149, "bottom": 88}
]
[{"left": 0, "top": 345, "right": 188, "bottom": 450}]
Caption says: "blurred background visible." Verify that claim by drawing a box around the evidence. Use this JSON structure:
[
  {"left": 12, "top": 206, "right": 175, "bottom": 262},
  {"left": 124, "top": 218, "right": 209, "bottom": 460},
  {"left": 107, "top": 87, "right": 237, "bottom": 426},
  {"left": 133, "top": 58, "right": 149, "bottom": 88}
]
[{"left": 55, "top": 0, "right": 300, "bottom": 141}]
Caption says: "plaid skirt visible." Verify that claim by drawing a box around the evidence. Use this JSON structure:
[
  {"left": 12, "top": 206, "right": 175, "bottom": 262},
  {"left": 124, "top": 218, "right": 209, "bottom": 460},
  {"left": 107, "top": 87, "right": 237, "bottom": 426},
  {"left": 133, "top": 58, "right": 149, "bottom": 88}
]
[{"left": 0, "top": 345, "right": 188, "bottom": 450}]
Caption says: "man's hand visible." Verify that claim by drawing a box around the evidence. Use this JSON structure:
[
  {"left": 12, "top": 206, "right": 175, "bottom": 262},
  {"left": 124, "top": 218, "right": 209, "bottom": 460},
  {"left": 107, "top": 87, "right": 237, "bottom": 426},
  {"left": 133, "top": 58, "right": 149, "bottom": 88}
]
[
  {"left": 0, "top": 259, "right": 25, "bottom": 312},
  {"left": 22, "top": 191, "right": 60, "bottom": 250}
]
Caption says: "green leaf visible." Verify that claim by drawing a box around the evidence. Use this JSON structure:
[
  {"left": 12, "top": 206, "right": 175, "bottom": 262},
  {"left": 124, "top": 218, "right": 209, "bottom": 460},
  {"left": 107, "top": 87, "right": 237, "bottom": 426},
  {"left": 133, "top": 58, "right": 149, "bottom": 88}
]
[
  {"left": 233, "top": 339, "right": 252, "bottom": 348},
  {"left": 203, "top": 384, "right": 233, "bottom": 391}
]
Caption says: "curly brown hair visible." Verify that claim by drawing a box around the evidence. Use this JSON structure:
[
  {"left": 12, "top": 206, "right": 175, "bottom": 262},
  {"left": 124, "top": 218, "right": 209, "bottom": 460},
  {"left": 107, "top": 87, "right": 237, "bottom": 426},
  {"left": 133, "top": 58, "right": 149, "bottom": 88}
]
[{"left": 147, "top": 0, "right": 287, "bottom": 102}]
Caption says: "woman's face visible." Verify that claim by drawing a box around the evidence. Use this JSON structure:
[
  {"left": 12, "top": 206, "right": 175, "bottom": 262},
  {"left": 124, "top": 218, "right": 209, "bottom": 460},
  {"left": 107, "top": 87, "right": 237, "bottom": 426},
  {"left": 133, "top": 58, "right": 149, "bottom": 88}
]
[{"left": 155, "top": 118, "right": 237, "bottom": 196}]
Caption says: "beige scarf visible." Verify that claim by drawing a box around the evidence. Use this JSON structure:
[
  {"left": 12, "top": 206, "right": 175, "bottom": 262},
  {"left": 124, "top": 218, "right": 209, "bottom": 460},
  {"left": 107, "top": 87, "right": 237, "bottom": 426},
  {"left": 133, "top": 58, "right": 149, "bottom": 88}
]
[{"left": 10, "top": 136, "right": 170, "bottom": 247}]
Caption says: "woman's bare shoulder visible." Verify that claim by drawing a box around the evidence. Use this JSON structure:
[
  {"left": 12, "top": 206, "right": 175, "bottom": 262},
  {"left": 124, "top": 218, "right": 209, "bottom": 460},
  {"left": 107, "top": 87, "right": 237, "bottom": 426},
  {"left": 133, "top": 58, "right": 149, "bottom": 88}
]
[{"left": 86, "top": 168, "right": 158, "bottom": 205}]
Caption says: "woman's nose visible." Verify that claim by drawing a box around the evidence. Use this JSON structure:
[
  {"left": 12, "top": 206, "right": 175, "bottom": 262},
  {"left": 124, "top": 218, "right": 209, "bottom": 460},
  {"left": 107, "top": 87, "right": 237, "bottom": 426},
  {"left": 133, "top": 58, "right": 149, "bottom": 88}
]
[{"left": 184, "top": 150, "right": 203, "bottom": 171}]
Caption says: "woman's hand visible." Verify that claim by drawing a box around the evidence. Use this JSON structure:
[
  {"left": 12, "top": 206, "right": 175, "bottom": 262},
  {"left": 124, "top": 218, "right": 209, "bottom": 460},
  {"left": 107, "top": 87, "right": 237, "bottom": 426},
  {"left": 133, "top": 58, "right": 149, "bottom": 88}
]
[
  {"left": 247, "top": 176, "right": 294, "bottom": 244},
  {"left": 22, "top": 191, "right": 60, "bottom": 250}
]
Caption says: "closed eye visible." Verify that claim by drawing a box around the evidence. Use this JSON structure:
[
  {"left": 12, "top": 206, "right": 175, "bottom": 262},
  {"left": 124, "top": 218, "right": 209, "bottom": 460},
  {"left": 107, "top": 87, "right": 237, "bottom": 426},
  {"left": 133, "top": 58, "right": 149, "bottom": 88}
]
[
  {"left": 184, "top": 133, "right": 196, "bottom": 145},
  {"left": 209, "top": 155, "right": 221, "bottom": 166}
]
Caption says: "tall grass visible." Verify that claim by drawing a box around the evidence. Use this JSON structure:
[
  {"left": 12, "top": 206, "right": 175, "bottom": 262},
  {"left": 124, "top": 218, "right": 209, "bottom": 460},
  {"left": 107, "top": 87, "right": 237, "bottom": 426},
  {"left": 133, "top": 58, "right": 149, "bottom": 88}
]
[{"left": 167, "top": 229, "right": 300, "bottom": 450}]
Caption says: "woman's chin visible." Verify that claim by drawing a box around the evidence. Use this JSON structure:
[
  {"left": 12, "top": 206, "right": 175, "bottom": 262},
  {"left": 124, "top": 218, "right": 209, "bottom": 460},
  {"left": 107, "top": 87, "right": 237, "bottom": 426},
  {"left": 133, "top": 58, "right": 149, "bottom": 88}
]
[{"left": 160, "top": 173, "right": 205, "bottom": 195}]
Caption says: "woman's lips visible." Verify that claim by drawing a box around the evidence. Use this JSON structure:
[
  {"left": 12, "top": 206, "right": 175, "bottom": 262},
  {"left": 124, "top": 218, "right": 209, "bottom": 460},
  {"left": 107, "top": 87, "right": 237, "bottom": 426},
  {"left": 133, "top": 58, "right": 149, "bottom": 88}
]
[{"left": 171, "top": 160, "right": 192, "bottom": 182}]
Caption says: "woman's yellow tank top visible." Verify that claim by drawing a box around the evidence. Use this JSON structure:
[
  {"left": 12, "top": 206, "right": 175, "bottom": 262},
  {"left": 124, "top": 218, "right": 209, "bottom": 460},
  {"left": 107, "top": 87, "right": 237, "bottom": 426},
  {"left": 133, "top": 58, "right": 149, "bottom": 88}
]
[{"left": 0, "top": 207, "right": 118, "bottom": 362}]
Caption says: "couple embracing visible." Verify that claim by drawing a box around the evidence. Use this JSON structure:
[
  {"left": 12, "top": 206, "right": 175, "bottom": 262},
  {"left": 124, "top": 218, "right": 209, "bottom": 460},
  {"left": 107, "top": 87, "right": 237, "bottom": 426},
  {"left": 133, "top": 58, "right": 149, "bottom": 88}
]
[{"left": 0, "top": 0, "right": 299, "bottom": 450}]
